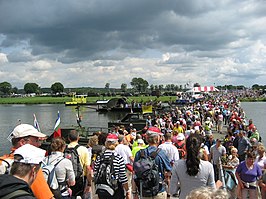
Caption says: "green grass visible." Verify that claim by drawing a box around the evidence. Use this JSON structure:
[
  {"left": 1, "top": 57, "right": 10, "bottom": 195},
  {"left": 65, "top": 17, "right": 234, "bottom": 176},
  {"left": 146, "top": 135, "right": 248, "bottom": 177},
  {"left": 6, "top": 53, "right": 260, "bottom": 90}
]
[
  {"left": 0, "top": 96, "right": 177, "bottom": 104},
  {"left": 1, "top": 95, "right": 264, "bottom": 104},
  {"left": 0, "top": 96, "right": 70, "bottom": 104}
]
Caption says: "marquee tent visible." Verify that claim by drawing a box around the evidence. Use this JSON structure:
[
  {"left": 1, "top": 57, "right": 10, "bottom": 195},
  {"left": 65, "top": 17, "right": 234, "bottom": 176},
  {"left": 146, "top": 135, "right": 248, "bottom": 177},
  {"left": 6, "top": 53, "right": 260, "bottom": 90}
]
[{"left": 186, "top": 86, "right": 219, "bottom": 93}]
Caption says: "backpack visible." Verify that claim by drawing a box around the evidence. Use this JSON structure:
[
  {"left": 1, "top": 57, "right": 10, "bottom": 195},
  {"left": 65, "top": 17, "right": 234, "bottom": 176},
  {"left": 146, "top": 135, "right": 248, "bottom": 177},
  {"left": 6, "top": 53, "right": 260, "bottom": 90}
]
[
  {"left": 176, "top": 142, "right": 186, "bottom": 159},
  {"left": 1, "top": 189, "right": 31, "bottom": 199},
  {"left": 94, "top": 153, "right": 118, "bottom": 196},
  {"left": 133, "top": 148, "right": 162, "bottom": 197},
  {"left": 64, "top": 145, "right": 84, "bottom": 196},
  {"left": 42, "top": 156, "right": 65, "bottom": 199}
]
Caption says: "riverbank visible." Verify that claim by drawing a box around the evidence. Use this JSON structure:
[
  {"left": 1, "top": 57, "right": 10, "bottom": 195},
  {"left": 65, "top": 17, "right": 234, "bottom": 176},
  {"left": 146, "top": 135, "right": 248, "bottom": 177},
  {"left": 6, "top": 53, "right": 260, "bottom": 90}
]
[
  {"left": 0, "top": 95, "right": 266, "bottom": 104},
  {"left": 0, "top": 96, "right": 177, "bottom": 104}
]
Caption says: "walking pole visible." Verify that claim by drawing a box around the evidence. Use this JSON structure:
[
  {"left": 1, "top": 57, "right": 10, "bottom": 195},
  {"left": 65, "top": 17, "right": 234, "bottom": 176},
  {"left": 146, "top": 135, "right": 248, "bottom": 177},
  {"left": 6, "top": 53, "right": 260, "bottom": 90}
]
[{"left": 219, "top": 157, "right": 226, "bottom": 190}]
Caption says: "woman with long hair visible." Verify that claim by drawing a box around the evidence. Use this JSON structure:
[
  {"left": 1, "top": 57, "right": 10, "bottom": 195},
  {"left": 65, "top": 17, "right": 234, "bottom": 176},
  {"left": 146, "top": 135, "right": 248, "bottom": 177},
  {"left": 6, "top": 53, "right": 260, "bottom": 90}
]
[{"left": 169, "top": 133, "right": 215, "bottom": 199}]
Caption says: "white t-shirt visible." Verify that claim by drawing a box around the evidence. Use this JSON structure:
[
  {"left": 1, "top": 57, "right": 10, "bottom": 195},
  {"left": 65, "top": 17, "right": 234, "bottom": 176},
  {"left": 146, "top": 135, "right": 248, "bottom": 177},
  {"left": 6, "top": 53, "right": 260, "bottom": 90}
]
[{"left": 115, "top": 144, "right": 133, "bottom": 164}]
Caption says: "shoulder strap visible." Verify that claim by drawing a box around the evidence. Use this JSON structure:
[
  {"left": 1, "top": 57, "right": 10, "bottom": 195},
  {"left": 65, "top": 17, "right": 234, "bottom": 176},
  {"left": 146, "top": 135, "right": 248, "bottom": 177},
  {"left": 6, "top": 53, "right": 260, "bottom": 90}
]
[
  {"left": 74, "top": 144, "right": 80, "bottom": 150},
  {"left": 110, "top": 153, "right": 115, "bottom": 172},
  {"left": 150, "top": 148, "right": 161, "bottom": 159},
  {"left": 53, "top": 157, "right": 65, "bottom": 167},
  {"left": 140, "top": 149, "right": 146, "bottom": 158},
  {"left": 0, "top": 158, "right": 10, "bottom": 168},
  {"left": 1, "top": 189, "right": 31, "bottom": 199}
]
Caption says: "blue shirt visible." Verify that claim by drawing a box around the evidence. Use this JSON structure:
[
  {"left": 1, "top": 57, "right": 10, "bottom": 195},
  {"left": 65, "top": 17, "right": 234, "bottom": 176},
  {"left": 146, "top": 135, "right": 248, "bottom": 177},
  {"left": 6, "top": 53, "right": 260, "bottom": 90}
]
[{"left": 236, "top": 161, "right": 262, "bottom": 184}]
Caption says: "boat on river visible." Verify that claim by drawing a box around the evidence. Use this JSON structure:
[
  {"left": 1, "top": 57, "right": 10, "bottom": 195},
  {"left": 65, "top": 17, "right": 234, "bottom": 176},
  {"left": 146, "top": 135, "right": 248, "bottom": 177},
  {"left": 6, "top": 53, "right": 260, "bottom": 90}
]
[
  {"left": 65, "top": 94, "right": 88, "bottom": 106},
  {"left": 108, "top": 112, "right": 150, "bottom": 131},
  {"left": 95, "top": 97, "right": 143, "bottom": 113}
]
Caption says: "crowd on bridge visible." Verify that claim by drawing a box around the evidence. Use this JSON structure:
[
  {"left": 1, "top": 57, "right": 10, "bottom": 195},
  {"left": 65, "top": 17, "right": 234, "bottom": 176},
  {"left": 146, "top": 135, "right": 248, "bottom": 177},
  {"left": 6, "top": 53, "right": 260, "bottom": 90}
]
[{"left": 0, "top": 93, "right": 265, "bottom": 199}]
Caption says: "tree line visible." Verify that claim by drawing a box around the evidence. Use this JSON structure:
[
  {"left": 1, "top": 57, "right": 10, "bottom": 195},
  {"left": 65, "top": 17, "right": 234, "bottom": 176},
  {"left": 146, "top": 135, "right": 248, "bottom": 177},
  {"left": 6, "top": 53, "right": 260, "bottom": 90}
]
[{"left": 0, "top": 78, "right": 265, "bottom": 96}]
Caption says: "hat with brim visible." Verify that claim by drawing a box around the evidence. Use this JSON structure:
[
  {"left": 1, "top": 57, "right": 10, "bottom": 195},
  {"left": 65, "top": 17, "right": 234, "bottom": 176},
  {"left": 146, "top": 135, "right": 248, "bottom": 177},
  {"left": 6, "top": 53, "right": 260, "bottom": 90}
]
[
  {"left": 106, "top": 133, "right": 118, "bottom": 142},
  {"left": 146, "top": 126, "right": 163, "bottom": 136},
  {"left": 11, "top": 124, "right": 47, "bottom": 139},
  {"left": 14, "top": 144, "right": 46, "bottom": 164}
]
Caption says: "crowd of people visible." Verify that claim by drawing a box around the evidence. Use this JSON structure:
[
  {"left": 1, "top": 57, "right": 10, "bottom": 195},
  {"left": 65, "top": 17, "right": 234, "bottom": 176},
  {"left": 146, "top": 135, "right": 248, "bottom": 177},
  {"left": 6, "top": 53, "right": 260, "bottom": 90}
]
[{"left": 0, "top": 93, "right": 265, "bottom": 199}]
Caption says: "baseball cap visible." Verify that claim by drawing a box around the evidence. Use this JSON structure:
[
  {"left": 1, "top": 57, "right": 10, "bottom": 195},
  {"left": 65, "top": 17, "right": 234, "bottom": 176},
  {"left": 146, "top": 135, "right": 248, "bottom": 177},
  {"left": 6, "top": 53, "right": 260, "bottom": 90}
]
[
  {"left": 11, "top": 124, "right": 47, "bottom": 139},
  {"left": 137, "top": 139, "right": 144, "bottom": 144},
  {"left": 14, "top": 144, "right": 46, "bottom": 165}
]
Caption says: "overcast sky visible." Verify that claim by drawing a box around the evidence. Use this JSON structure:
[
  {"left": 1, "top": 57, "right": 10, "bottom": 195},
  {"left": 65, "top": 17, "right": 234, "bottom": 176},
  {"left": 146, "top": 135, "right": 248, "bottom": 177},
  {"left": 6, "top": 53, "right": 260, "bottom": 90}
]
[{"left": 0, "top": 0, "right": 266, "bottom": 89}]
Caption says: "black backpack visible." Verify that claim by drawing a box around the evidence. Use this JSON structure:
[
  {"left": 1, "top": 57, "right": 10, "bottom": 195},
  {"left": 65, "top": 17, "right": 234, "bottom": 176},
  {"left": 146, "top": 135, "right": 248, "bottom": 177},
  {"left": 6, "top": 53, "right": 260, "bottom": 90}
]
[
  {"left": 64, "top": 145, "right": 84, "bottom": 196},
  {"left": 133, "top": 148, "right": 162, "bottom": 197},
  {"left": 94, "top": 153, "right": 118, "bottom": 196}
]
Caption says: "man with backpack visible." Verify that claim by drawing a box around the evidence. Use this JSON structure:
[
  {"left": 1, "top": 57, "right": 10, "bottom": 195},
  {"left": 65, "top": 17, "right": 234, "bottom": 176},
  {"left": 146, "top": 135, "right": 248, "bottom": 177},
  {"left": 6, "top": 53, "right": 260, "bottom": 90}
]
[
  {"left": 65, "top": 130, "right": 91, "bottom": 198},
  {"left": 0, "top": 144, "right": 46, "bottom": 198},
  {"left": 133, "top": 126, "right": 172, "bottom": 199},
  {"left": 0, "top": 123, "right": 54, "bottom": 199}
]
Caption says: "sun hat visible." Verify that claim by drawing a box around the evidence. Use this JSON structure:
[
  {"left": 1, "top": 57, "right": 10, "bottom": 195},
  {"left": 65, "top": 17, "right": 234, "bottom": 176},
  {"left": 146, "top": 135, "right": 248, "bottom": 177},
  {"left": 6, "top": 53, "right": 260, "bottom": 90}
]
[
  {"left": 106, "top": 133, "right": 118, "bottom": 142},
  {"left": 146, "top": 126, "right": 163, "bottom": 136},
  {"left": 14, "top": 144, "right": 46, "bottom": 164},
  {"left": 11, "top": 124, "right": 47, "bottom": 138}
]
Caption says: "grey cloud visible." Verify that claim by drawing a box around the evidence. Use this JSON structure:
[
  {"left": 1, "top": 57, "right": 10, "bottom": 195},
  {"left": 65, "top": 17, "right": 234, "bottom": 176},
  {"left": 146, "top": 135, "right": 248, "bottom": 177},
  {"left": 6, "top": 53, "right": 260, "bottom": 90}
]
[{"left": 0, "top": 0, "right": 266, "bottom": 87}]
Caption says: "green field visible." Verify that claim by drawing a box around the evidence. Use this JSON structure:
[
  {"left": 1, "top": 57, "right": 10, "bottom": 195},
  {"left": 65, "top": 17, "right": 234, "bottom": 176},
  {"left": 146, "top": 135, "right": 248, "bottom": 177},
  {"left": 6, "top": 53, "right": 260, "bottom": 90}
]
[
  {"left": 0, "top": 96, "right": 178, "bottom": 104},
  {"left": 0, "top": 95, "right": 265, "bottom": 104}
]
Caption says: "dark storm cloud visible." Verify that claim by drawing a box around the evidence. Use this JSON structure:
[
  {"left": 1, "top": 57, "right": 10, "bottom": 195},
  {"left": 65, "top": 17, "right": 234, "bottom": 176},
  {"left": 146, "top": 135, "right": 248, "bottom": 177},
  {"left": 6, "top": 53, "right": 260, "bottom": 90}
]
[
  {"left": 0, "top": 0, "right": 246, "bottom": 63},
  {"left": 0, "top": 0, "right": 266, "bottom": 88}
]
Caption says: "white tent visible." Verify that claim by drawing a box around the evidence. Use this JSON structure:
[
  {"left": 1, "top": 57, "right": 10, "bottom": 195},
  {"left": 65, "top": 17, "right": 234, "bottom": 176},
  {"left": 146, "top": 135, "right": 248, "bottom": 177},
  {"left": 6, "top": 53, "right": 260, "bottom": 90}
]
[{"left": 186, "top": 86, "right": 219, "bottom": 93}]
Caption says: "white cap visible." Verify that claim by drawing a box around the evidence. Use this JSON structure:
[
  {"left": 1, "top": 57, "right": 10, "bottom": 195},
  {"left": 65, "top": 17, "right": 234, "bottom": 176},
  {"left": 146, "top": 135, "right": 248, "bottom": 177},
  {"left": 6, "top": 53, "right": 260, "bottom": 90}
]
[
  {"left": 137, "top": 139, "right": 144, "bottom": 144},
  {"left": 11, "top": 124, "right": 47, "bottom": 138},
  {"left": 14, "top": 144, "right": 46, "bottom": 164},
  {"left": 176, "top": 133, "right": 185, "bottom": 141}
]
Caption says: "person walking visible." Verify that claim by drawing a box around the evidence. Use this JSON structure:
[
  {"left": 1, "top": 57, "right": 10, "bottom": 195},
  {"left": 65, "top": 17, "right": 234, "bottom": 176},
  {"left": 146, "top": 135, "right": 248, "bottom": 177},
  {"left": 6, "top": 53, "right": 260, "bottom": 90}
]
[
  {"left": 0, "top": 123, "right": 54, "bottom": 199},
  {"left": 237, "top": 130, "right": 251, "bottom": 162},
  {"left": 115, "top": 135, "right": 134, "bottom": 192},
  {"left": 169, "top": 134, "right": 216, "bottom": 199},
  {"left": 0, "top": 144, "right": 46, "bottom": 198},
  {"left": 236, "top": 152, "right": 262, "bottom": 199},
  {"left": 209, "top": 138, "right": 227, "bottom": 182},
  {"left": 67, "top": 130, "right": 92, "bottom": 198},
  {"left": 158, "top": 132, "right": 179, "bottom": 165},
  {"left": 45, "top": 137, "right": 75, "bottom": 199},
  {"left": 94, "top": 133, "right": 130, "bottom": 199},
  {"left": 133, "top": 126, "right": 172, "bottom": 199}
]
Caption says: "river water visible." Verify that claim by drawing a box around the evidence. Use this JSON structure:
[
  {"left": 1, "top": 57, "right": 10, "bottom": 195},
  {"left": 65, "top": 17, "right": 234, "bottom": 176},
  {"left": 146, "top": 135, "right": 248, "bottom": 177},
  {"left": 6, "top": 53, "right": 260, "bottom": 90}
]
[{"left": 0, "top": 102, "right": 265, "bottom": 154}]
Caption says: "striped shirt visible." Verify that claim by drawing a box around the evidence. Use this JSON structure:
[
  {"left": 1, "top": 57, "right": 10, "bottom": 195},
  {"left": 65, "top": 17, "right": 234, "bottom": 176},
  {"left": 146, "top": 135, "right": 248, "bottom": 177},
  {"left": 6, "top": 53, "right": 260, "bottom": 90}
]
[{"left": 93, "top": 149, "right": 128, "bottom": 184}]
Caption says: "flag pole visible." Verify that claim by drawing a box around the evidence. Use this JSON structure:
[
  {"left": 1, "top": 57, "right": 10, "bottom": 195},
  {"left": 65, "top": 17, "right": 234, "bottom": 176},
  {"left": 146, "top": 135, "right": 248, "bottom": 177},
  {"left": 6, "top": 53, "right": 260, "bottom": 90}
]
[{"left": 33, "top": 113, "right": 41, "bottom": 132}]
